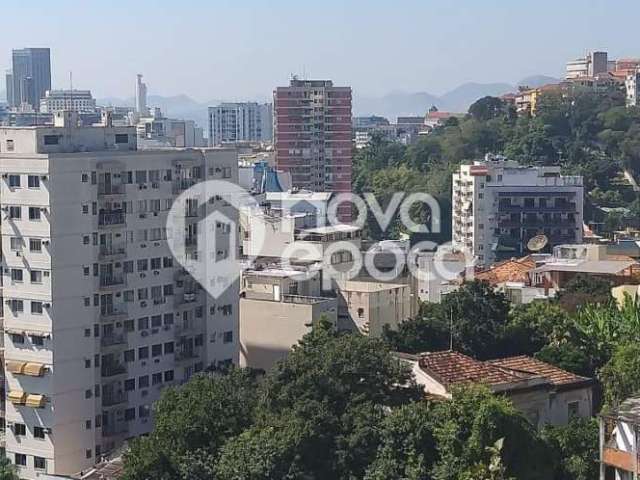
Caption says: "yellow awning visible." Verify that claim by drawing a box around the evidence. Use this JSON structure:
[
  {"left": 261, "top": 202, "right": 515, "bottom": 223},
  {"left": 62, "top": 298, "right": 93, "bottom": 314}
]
[
  {"left": 5, "top": 361, "right": 26, "bottom": 374},
  {"left": 23, "top": 363, "right": 45, "bottom": 377},
  {"left": 25, "top": 394, "right": 46, "bottom": 408},
  {"left": 8, "top": 390, "right": 26, "bottom": 405}
]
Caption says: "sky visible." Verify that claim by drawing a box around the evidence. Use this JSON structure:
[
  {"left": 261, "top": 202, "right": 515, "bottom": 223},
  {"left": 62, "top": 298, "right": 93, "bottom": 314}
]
[{"left": 1, "top": 0, "right": 639, "bottom": 102}]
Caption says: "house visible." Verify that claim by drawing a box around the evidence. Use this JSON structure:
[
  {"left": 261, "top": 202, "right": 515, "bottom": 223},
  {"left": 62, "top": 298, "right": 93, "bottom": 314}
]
[
  {"left": 400, "top": 351, "right": 593, "bottom": 428},
  {"left": 600, "top": 395, "right": 640, "bottom": 479}
]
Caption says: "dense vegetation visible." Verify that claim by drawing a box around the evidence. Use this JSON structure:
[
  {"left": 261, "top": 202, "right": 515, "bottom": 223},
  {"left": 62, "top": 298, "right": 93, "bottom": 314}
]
[{"left": 354, "top": 88, "right": 640, "bottom": 239}]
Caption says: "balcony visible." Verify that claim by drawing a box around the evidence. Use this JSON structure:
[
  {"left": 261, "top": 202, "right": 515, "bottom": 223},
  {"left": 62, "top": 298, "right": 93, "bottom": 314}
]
[
  {"left": 174, "top": 291, "right": 199, "bottom": 307},
  {"left": 102, "top": 424, "right": 129, "bottom": 438},
  {"left": 602, "top": 447, "right": 639, "bottom": 474},
  {"left": 102, "top": 391, "right": 128, "bottom": 407},
  {"left": 101, "top": 362, "right": 126, "bottom": 378},
  {"left": 98, "top": 211, "right": 126, "bottom": 228},
  {"left": 172, "top": 179, "right": 197, "bottom": 194},
  {"left": 100, "top": 305, "right": 128, "bottom": 321},
  {"left": 175, "top": 349, "right": 199, "bottom": 362},
  {"left": 98, "top": 184, "right": 125, "bottom": 197},
  {"left": 101, "top": 333, "right": 126, "bottom": 348},
  {"left": 99, "top": 243, "right": 127, "bottom": 260},
  {"left": 99, "top": 273, "right": 126, "bottom": 289}
]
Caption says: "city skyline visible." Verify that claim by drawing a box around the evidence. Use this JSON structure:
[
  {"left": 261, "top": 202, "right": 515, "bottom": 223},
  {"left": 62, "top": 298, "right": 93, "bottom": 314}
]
[{"left": 1, "top": 0, "right": 638, "bottom": 102}]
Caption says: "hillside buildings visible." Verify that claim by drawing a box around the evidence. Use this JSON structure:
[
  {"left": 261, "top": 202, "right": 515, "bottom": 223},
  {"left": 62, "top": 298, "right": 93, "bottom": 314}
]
[
  {"left": 274, "top": 78, "right": 352, "bottom": 220},
  {"left": 565, "top": 51, "right": 609, "bottom": 79},
  {"left": 452, "top": 155, "right": 584, "bottom": 266},
  {"left": 0, "top": 112, "right": 239, "bottom": 478},
  {"left": 600, "top": 395, "right": 640, "bottom": 479},
  {"left": 6, "top": 48, "right": 51, "bottom": 111},
  {"left": 208, "top": 102, "right": 273, "bottom": 146}
]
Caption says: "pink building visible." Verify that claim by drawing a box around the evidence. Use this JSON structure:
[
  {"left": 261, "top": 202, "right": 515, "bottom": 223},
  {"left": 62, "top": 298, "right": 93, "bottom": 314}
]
[{"left": 274, "top": 78, "right": 352, "bottom": 220}]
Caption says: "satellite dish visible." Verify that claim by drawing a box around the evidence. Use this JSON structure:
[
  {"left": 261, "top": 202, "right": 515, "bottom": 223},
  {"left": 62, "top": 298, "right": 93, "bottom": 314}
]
[{"left": 527, "top": 234, "right": 549, "bottom": 252}]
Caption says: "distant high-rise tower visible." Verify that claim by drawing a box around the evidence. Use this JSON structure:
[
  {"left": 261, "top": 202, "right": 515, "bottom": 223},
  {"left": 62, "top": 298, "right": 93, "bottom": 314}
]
[
  {"left": 273, "top": 78, "right": 352, "bottom": 220},
  {"left": 10, "top": 48, "right": 51, "bottom": 110},
  {"left": 135, "top": 74, "right": 148, "bottom": 115},
  {"left": 208, "top": 102, "right": 273, "bottom": 146},
  {"left": 5, "top": 70, "right": 13, "bottom": 106}
]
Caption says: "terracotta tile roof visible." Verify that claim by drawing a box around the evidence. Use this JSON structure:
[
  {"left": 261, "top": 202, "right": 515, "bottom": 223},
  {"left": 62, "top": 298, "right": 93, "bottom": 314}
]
[
  {"left": 474, "top": 256, "right": 536, "bottom": 284},
  {"left": 418, "top": 351, "right": 536, "bottom": 388},
  {"left": 487, "top": 356, "right": 592, "bottom": 388}
]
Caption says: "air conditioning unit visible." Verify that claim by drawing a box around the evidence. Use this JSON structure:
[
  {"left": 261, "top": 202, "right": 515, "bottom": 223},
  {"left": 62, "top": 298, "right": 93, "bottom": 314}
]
[
  {"left": 140, "top": 273, "right": 146, "bottom": 278},
  {"left": 141, "top": 330, "right": 149, "bottom": 337},
  {"left": 153, "top": 270, "right": 159, "bottom": 276},
  {"left": 140, "top": 301, "right": 147, "bottom": 308},
  {"left": 44, "top": 303, "right": 51, "bottom": 309},
  {"left": 140, "top": 243, "right": 147, "bottom": 248},
  {"left": 42, "top": 240, "right": 50, "bottom": 246},
  {"left": 16, "top": 251, "right": 21, "bottom": 257},
  {"left": 41, "top": 175, "right": 48, "bottom": 181},
  {"left": 154, "top": 242, "right": 160, "bottom": 247},
  {"left": 151, "top": 182, "right": 159, "bottom": 189},
  {"left": 139, "top": 213, "right": 146, "bottom": 219},
  {"left": 154, "top": 358, "right": 160, "bottom": 364},
  {"left": 163, "top": 325, "right": 171, "bottom": 331}
]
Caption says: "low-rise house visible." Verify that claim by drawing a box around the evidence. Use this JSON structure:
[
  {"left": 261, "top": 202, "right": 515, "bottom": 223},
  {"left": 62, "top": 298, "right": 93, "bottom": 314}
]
[
  {"left": 600, "top": 395, "right": 640, "bottom": 479},
  {"left": 400, "top": 351, "right": 593, "bottom": 428}
]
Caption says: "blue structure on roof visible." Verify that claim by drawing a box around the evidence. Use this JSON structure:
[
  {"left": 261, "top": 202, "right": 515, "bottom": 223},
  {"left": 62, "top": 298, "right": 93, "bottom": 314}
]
[{"left": 253, "top": 160, "right": 284, "bottom": 193}]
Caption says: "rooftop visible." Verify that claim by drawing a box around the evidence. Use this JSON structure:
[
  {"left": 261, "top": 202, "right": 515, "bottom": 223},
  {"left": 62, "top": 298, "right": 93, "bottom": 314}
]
[
  {"left": 301, "top": 224, "right": 361, "bottom": 235},
  {"left": 532, "top": 259, "right": 638, "bottom": 275},
  {"left": 341, "top": 280, "right": 407, "bottom": 293},
  {"left": 487, "top": 355, "right": 592, "bottom": 389},
  {"left": 475, "top": 256, "right": 536, "bottom": 284},
  {"left": 605, "top": 395, "right": 640, "bottom": 425}
]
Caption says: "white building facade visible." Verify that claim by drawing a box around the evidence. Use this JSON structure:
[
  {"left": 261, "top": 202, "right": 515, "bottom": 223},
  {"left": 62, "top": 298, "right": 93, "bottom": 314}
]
[
  {"left": 39, "top": 90, "right": 97, "bottom": 114},
  {"left": 208, "top": 102, "right": 273, "bottom": 146},
  {"left": 625, "top": 69, "right": 640, "bottom": 107},
  {"left": 0, "top": 113, "right": 239, "bottom": 478},
  {"left": 452, "top": 156, "right": 584, "bottom": 266}
]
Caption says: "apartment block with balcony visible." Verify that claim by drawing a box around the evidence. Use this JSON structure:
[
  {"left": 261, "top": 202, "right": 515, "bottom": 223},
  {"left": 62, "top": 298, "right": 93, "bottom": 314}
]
[
  {"left": 452, "top": 155, "right": 584, "bottom": 266},
  {"left": 0, "top": 112, "right": 239, "bottom": 478},
  {"left": 600, "top": 395, "right": 640, "bottom": 480}
]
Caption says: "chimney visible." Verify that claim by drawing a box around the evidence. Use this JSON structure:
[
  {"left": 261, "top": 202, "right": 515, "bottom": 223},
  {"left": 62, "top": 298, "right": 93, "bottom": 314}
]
[{"left": 54, "top": 110, "right": 79, "bottom": 128}]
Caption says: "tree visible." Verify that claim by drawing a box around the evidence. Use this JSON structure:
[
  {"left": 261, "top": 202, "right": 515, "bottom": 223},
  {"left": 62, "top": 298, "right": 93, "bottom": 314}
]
[
  {"left": 121, "top": 369, "right": 259, "bottom": 480},
  {"left": 599, "top": 342, "right": 640, "bottom": 407},
  {"left": 541, "top": 418, "right": 599, "bottom": 480},
  {"left": 430, "top": 385, "right": 554, "bottom": 480},
  {"left": 468, "top": 96, "right": 510, "bottom": 122},
  {"left": 556, "top": 273, "right": 612, "bottom": 311},
  {"left": 0, "top": 456, "right": 19, "bottom": 480}
]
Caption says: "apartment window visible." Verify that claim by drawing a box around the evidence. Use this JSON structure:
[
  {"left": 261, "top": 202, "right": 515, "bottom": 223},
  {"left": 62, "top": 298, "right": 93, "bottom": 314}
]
[
  {"left": 151, "top": 315, "right": 162, "bottom": 328},
  {"left": 14, "top": 454, "right": 26, "bottom": 466},
  {"left": 124, "top": 408, "right": 136, "bottom": 421},
  {"left": 135, "top": 170, "right": 147, "bottom": 184},
  {"left": 31, "top": 270, "right": 43, "bottom": 283},
  {"left": 11, "top": 268, "right": 23, "bottom": 282},
  {"left": 164, "top": 341, "right": 174, "bottom": 354},
  {"left": 164, "top": 370, "right": 174, "bottom": 382},
  {"left": 123, "top": 261, "right": 134, "bottom": 273},
  {"left": 152, "top": 344, "right": 162, "bottom": 357},
  {"left": 137, "top": 259, "right": 148, "bottom": 271},
  {"left": 30, "top": 238, "right": 42, "bottom": 252},
  {"left": 44, "top": 134, "right": 60, "bottom": 145},
  {"left": 124, "top": 319, "right": 134, "bottom": 332},
  {"left": 124, "top": 349, "right": 135, "bottom": 363},
  {"left": 123, "top": 290, "right": 134, "bottom": 303},
  {"left": 138, "top": 288, "right": 148, "bottom": 301},
  {"left": 86, "top": 450, "right": 92, "bottom": 460},
  {"left": 10, "top": 299, "right": 24, "bottom": 313},
  {"left": 163, "top": 257, "right": 173, "bottom": 268},
  {"left": 138, "top": 317, "right": 149, "bottom": 330},
  {"left": 31, "top": 301, "right": 43, "bottom": 314},
  {"left": 8, "top": 206, "right": 21, "bottom": 219},
  {"left": 10, "top": 237, "right": 21, "bottom": 250},
  {"left": 28, "top": 175, "right": 40, "bottom": 188},
  {"left": 85, "top": 389, "right": 92, "bottom": 399},
  {"left": 164, "top": 313, "right": 174, "bottom": 325},
  {"left": 34, "top": 456, "right": 46, "bottom": 470},
  {"left": 84, "top": 328, "right": 91, "bottom": 337},
  {"left": 124, "top": 378, "right": 135, "bottom": 391},
  {"left": 195, "top": 334, "right": 204, "bottom": 347},
  {"left": 85, "top": 420, "right": 92, "bottom": 430},
  {"left": 14, "top": 423, "right": 26, "bottom": 436},
  {"left": 151, "top": 286, "right": 162, "bottom": 300},
  {"left": 149, "top": 170, "right": 160, "bottom": 182},
  {"left": 31, "top": 335, "right": 44, "bottom": 346},
  {"left": 28, "top": 207, "right": 41, "bottom": 220},
  {"left": 33, "top": 426, "right": 45, "bottom": 439},
  {"left": 115, "top": 133, "right": 129, "bottom": 144},
  {"left": 8, "top": 174, "right": 20, "bottom": 187},
  {"left": 150, "top": 257, "right": 161, "bottom": 270},
  {"left": 151, "top": 372, "right": 162, "bottom": 385},
  {"left": 85, "top": 358, "right": 91, "bottom": 368},
  {"left": 139, "top": 405, "right": 151, "bottom": 418},
  {"left": 163, "top": 284, "right": 174, "bottom": 296},
  {"left": 6, "top": 139, "right": 14, "bottom": 151},
  {"left": 81, "top": 173, "right": 89, "bottom": 182},
  {"left": 138, "top": 346, "right": 149, "bottom": 359},
  {"left": 138, "top": 375, "right": 149, "bottom": 388}
]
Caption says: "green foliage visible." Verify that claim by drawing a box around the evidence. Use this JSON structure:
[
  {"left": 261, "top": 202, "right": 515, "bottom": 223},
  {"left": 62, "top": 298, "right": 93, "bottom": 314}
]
[
  {"left": 541, "top": 418, "right": 600, "bottom": 480},
  {"left": 556, "top": 273, "right": 613, "bottom": 312},
  {"left": 599, "top": 342, "right": 640, "bottom": 407},
  {"left": 0, "top": 456, "right": 19, "bottom": 480}
]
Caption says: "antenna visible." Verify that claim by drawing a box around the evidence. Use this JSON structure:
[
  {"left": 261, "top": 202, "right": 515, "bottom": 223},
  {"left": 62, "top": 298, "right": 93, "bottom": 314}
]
[
  {"left": 69, "top": 71, "right": 73, "bottom": 112},
  {"left": 449, "top": 307, "right": 454, "bottom": 351},
  {"left": 527, "top": 234, "right": 549, "bottom": 252}
]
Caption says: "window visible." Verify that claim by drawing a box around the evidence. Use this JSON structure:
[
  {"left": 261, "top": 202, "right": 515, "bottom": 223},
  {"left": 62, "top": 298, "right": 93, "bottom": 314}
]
[
  {"left": 164, "top": 342, "right": 174, "bottom": 354},
  {"left": 138, "top": 288, "right": 148, "bottom": 301},
  {"left": 139, "top": 404, "right": 151, "bottom": 418},
  {"left": 164, "top": 313, "right": 174, "bottom": 325},
  {"left": 14, "top": 454, "right": 26, "bottom": 466},
  {"left": 28, "top": 175, "right": 40, "bottom": 188},
  {"left": 30, "top": 238, "right": 42, "bottom": 252},
  {"left": 85, "top": 389, "right": 93, "bottom": 399},
  {"left": 123, "top": 290, "right": 134, "bottom": 303},
  {"left": 124, "top": 408, "right": 136, "bottom": 421},
  {"left": 151, "top": 315, "right": 162, "bottom": 328},
  {"left": 31, "top": 335, "right": 44, "bottom": 346},
  {"left": 10, "top": 237, "right": 21, "bottom": 250},
  {"left": 135, "top": 170, "right": 147, "bottom": 184},
  {"left": 568, "top": 401, "right": 580, "bottom": 419},
  {"left": 28, "top": 207, "right": 41, "bottom": 220},
  {"left": 8, "top": 206, "right": 21, "bottom": 219},
  {"left": 152, "top": 344, "right": 162, "bottom": 357},
  {"left": 6, "top": 139, "right": 14, "bottom": 151},
  {"left": 34, "top": 456, "right": 46, "bottom": 470},
  {"left": 85, "top": 420, "right": 92, "bottom": 430},
  {"left": 44, "top": 134, "right": 60, "bottom": 145},
  {"left": 33, "top": 426, "right": 45, "bottom": 439},
  {"left": 31, "top": 301, "right": 43, "bottom": 314},
  {"left": 124, "top": 319, "right": 134, "bottom": 332},
  {"left": 223, "top": 331, "right": 233, "bottom": 344},
  {"left": 123, "top": 261, "right": 134, "bottom": 273},
  {"left": 152, "top": 372, "right": 163, "bottom": 385},
  {"left": 163, "top": 284, "right": 174, "bottom": 296},
  {"left": 195, "top": 334, "right": 204, "bottom": 347},
  {"left": 31, "top": 270, "right": 43, "bottom": 283},
  {"left": 85, "top": 358, "right": 91, "bottom": 368},
  {"left": 163, "top": 256, "right": 173, "bottom": 268},
  {"left": 150, "top": 257, "right": 161, "bottom": 270},
  {"left": 164, "top": 370, "right": 174, "bottom": 382},
  {"left": 115, "top": 133, "right": 129, "bottom": 144},
  {"left": 124, "top": 378, "right": 135, "bottom": 391},
  {"left": 86, "top": 449, "right": 92, "bottom": 460},
  {"left": 10, "top": 299, "right": 24, "bottom": 313},
  {"left": 8, "top": 174, "right": 20, "bottom": 187},
  {"left": 14, "top": 423, "right": 26, "bottom": 436},
  {"left": 137, "top": 259, "right": 148, "bottom": 271},
  {"left": 138, "top": 346, "right": 149, "bottom": 359},
  {"left": 138, "top": 375, "right": 149, "bottom": 388},
  {"left": 138, "top": 317, "right": 149, "bottom": 330},
  {"left": 11, "top": 268, "right": 23, "bottom": 282},
  {"left": 124, "top": 350, "right": 135, "bottom": 362}
]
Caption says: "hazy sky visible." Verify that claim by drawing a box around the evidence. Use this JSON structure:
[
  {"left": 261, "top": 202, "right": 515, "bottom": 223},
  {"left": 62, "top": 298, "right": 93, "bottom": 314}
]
[{"left": 1, "top": 0, "right": 638, "bottom": 102}]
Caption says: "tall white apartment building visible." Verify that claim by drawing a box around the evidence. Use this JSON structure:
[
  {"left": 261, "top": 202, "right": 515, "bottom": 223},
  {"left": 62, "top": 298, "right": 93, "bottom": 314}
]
[
  {"left": 39, "top": 90, "right": 97, "bottom": 114},
  {"left": 625, "top": 69, "right": 640, "bottom": 107},
  {"left": 452, "top": 156, "right": 583, "bottom": 266},
  {"left": 208, "top": 102, "right": 273, "bottom": 146},
  {"left": 0, "top": 111, "right": 239, "bottom": 478}
]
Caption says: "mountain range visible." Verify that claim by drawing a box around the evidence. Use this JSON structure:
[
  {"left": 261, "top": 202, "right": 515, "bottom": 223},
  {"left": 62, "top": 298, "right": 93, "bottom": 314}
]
[{"left": 2, "top": 75, "right": 560, "bottom": 125}]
